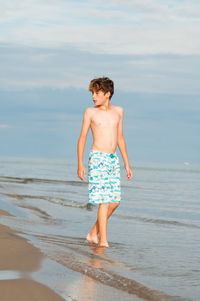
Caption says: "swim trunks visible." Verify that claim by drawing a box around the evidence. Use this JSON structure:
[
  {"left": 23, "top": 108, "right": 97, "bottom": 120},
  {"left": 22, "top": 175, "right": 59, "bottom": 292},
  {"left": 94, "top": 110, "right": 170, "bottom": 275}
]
[{"left": 88, "top": 149, "right": 121, "bottom": 204}]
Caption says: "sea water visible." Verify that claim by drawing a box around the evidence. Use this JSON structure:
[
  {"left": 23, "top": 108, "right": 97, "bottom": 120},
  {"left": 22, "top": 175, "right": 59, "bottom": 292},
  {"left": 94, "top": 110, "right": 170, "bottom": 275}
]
[{"left": 0, "top": 156, "right": 199, "bottom": 300}]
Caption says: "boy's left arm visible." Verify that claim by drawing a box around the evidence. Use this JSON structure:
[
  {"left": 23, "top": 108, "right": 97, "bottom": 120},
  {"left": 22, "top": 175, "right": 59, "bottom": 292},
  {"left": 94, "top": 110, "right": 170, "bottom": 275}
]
[{"left": 117, "top": 107, "right": 133, "bottom": 181}]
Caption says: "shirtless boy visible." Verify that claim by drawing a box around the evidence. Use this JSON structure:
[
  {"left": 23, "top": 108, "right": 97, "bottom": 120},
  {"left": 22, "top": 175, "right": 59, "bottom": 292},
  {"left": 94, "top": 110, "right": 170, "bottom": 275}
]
[{"left": 77, "top": 77, "right": 133, "bottom": 247}]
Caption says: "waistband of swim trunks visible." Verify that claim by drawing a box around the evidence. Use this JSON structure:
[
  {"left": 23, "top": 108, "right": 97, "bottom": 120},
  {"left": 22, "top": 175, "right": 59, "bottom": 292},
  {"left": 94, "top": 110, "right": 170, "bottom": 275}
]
[{"left": 89, "top": 149, "right": 117, "bottom": 157}]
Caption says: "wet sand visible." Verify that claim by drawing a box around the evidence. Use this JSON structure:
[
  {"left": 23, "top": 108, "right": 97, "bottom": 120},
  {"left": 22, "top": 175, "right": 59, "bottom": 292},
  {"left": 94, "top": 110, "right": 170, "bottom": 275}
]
[
  {"left": 0, "top": 208, "right": 145, "bottom": 301},
  {"left": 0, "top": 209, "right": 66, "bottom": 301}
]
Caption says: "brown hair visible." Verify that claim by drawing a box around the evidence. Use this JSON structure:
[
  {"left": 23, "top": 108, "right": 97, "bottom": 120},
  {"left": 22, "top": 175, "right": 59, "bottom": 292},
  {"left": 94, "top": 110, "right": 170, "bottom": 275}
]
[{"left": 89, "top": 77, "right": 114, "bottom": 100}]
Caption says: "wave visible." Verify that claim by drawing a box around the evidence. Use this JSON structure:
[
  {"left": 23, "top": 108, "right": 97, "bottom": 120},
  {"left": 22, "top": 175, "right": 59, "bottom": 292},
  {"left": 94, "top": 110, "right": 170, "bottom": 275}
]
[
  {"left": 1, "top": 190, "right": 199, "bottom": 229},
  {"left": 136, "top": 166, "right": 200, "bottom": 175},
  {"left": 116, "top": 214, "right": 200, "bottom": 229},
  {"left": 0, "top": 191, "right": 93, "bottom": 211},
  {"left": 0, "top": 176, "right": 86, "bottom": 186},
  {"left": 30, "top": 233, "right": 190, "bottom": 301}
]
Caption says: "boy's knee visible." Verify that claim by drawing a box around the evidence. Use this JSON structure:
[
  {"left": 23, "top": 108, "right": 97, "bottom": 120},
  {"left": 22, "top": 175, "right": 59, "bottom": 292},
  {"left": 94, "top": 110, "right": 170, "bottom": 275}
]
[
  {"left": 113, "top": 202, "right": 120, "bottom": 208},
  {"left": 99, "top": 203, "right": 109, "bottom": 210}
]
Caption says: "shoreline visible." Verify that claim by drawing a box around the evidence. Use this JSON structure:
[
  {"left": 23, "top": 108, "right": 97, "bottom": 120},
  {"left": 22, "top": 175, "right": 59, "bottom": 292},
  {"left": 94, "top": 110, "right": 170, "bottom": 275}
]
[
  {"left": 0, "top": 209, "right": 66, "bottom": 301},
  {"left": 0, "top": 208, "right": 145, "bottom": 301},
  {"left": 0, "top": 205, "right": 191, "bottom": 301}
]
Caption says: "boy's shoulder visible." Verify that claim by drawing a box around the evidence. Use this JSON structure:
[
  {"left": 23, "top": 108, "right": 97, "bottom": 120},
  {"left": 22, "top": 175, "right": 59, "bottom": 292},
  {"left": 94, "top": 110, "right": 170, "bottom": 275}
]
[
  {"left": 112, "top": 105, "right": 124, "bottom": 112},
  {"left": 111, "top": 105, "right": 124, "bottom": 117},
  {"left": 84, "top": 105, "right": 124, "bottom": 115},
  {"left": 84, "top": 106, "right": 95, "bottom": 115},
  {"left": 83, "top": 107, "right": 95, "bottom": 120}
]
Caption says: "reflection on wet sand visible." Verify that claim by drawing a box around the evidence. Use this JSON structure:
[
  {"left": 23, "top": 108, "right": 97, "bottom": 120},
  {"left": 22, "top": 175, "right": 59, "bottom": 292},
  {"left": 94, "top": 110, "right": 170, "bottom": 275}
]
[
  {"left": 68, "top": 244, "right": 145, "bottom": 301},
  {"left": 89, "top": 244, "right": 106, "bottom": 267},
  {"left": 76, "top": 245, "right": 109, "bottom": 301}
]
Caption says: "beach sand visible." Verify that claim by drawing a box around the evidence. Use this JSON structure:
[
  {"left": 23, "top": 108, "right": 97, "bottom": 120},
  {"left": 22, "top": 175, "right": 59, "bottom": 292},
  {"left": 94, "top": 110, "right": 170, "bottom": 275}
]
[
  {"left": 0, "top": 209, "right": 66, "bottom": 301},
  {"left": 0, "top": 208, "right": 145, "bottom": 301}
]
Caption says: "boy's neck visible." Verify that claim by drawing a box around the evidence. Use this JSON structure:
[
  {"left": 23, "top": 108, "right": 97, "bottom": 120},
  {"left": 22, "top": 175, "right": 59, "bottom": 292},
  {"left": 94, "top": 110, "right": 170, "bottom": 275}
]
[{"left": 98, "top": 99, "right": 111, "bottom": 112}]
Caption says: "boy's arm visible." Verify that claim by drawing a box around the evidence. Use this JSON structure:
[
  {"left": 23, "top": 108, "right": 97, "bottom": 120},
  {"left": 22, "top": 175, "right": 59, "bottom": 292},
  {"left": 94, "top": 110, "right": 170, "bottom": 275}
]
[
  {"left": 77, "top": 108, "right": 92, "bottom": 168},
  {"left": 117, "top": 107, "right": 133, "bottom": 180}
]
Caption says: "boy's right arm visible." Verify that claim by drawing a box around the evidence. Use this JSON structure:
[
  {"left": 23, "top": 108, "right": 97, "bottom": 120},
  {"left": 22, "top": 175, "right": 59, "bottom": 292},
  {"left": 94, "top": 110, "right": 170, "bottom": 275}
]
[{"left": 77, "top": 108, "right": 92, "bottom": 181}]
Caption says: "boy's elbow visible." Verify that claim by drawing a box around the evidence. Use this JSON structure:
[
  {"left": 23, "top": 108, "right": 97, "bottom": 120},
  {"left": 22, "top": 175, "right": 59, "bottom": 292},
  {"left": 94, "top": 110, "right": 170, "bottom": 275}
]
[{"left": 78, "top": 133, "right": 87, "bottom": 144}]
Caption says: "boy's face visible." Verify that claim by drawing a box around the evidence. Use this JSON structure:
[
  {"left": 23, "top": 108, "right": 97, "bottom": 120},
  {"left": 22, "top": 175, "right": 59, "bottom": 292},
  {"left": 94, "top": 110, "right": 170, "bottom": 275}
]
[{"left": 92, "top": 89, "right": 110, "bottom": 105}]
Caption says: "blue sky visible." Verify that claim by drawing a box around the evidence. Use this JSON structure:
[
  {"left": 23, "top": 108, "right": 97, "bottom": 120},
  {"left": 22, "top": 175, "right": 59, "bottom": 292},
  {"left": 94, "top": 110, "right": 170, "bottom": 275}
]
[{"left": 0, "top": 0, "right": 200, "bottom": 163}]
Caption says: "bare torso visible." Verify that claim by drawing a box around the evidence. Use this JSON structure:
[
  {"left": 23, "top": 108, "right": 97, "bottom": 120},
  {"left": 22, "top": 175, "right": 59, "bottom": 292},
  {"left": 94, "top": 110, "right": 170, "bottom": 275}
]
[{"left": 90, "top": 105, "right": 121, "bottom": 153}]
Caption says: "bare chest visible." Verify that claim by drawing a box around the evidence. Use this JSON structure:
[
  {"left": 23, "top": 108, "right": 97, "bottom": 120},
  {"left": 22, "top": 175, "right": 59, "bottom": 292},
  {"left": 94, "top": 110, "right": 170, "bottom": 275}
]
[{"left": 91, "top": 110, "right": 120, "bottom": 129}]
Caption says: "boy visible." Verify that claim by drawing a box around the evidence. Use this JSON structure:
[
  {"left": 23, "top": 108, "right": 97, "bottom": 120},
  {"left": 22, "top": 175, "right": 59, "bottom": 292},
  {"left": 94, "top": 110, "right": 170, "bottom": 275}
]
[{"left": 77, "top": 77, "right": 133, "bottom": 247}]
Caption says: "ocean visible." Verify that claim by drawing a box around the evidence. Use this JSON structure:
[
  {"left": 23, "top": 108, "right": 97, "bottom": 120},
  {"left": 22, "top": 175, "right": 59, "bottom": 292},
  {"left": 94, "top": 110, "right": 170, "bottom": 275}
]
[{"left": 0, "top": 155, "right": 199, "bottom": 301}]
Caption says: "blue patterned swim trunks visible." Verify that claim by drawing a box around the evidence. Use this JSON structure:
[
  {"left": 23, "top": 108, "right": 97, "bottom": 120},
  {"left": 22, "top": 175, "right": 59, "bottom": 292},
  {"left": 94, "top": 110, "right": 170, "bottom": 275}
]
[{"left": 88, "top": 149, "right": 121, "bottom": 204}]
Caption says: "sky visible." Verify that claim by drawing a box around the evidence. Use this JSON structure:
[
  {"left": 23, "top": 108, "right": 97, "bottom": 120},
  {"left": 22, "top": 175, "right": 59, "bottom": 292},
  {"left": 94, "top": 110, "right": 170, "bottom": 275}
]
[{"left": 0, "top": 0, "right": 200, "bottom": 164}]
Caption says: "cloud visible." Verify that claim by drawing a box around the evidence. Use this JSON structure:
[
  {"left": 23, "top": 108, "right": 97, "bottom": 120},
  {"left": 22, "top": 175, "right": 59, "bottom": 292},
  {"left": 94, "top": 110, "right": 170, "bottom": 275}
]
[
  {"left": 1, "top": 0, "right": 200, "bottom": 55},
  {"left": 5, "top": 22, "right": 199, "bottom": 56},
  {"left": 1, "top": 0, "right": 200, "bottom": 93},
  {"left": 0, "top": 44, "right": 200, "bottom": 94},
  {"left": 0, "top": 124, "right": 9, "bottom": 128},
  {"left": 99, "top": 0, "right": 200, "bottom": 19}
]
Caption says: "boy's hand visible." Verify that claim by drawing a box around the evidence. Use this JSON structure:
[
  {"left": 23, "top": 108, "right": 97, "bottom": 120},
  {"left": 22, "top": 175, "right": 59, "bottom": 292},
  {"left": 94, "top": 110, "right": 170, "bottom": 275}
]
[
  {"left": 125, "top": 165, "right": 133, "bottom": 181},
  {"left": 77, "top": 164, "right": 86, "bottom": 181}
]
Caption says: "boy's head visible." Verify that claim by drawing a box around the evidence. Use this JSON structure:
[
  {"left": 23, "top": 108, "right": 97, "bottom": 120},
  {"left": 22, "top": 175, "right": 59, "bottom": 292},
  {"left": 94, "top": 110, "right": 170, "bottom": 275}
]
[{"left": 89, "top": 77, "right": 114, "bottom": 101}]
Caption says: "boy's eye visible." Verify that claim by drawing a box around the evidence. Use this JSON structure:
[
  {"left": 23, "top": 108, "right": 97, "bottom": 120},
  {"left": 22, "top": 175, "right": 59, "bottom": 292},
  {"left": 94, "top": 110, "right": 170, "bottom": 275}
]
[{"left": 92, "top": 91, "right": 99, "bottom": 96}]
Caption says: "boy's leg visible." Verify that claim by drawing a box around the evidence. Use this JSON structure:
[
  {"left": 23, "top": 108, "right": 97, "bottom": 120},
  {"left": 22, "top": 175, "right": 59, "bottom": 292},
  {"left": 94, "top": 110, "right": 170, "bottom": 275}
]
[
  {"left": 87, "top": 151, "right": 120, "bottom": 246},
  {"left": 86, "top": 202, "right": 119, "bottom": 244},
  {"left": 98, "top": 203, "right": 109, "bottom": 247}
]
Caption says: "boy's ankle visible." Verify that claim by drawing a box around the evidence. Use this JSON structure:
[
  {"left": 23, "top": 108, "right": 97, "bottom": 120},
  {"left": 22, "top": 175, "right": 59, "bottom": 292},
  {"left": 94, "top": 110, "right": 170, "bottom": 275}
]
[
  {"left": 99, "top": 241, "right": 109, "bottom": 247},
  {"left": 89, "top": 231, "right": 98, "bottom": 238},
  {"left": 86, "top": 233, "right": 99, "bottom": 244},
  {"left": 99, "top": 239, "right": 108, "bottom": 245}
]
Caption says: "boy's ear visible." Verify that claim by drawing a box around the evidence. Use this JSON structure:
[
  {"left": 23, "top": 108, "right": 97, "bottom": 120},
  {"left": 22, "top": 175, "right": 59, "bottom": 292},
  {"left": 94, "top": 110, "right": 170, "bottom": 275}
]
[{"left": 105, "top": 91, "right": 111, "bottom": 98}]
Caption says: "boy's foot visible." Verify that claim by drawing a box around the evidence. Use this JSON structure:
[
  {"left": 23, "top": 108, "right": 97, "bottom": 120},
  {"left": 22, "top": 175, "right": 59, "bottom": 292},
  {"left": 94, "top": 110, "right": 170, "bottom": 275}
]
[
  {"left": 98, "top": 242, "right": 109, "bottom": 248},
  {"left": 86, "top": 233, "right": 99, "bottom": 244}
]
